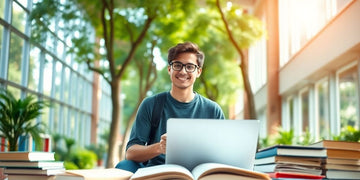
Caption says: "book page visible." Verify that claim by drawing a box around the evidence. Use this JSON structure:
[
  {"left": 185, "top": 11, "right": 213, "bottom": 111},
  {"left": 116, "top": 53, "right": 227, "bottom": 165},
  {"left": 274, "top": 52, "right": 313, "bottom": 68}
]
[
  {"left": 192, "top": 163, "right": 270, "bottom": 180},
  {"left": 63, "top": 168, "right": 133, "bottom": 180},
  {"left": 130, "top": 164, "right": 193, "bottom": 180}
]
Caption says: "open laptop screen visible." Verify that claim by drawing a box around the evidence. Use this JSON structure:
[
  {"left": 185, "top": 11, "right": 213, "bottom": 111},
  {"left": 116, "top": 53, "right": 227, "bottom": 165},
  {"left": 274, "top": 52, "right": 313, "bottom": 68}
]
[{"left": 165, "top": 118, "right": 260, "bottom": 170}]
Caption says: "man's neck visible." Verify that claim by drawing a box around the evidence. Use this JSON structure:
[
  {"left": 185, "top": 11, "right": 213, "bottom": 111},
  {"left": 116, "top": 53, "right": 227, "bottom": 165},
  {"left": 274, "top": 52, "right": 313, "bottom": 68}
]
[{"left": 170, "top": 88, "right": 195, "bottom": 103}]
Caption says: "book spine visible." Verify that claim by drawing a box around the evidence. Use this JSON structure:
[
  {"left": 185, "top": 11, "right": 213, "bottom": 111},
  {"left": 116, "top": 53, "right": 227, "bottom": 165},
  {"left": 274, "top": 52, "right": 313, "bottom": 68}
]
[
  {"left": 256, "top": 147, "right": 278, "bottom": 159},
  {"left": 43, "top": 137, "right": 50, "bottom": 152},
  {"left": 18, "top": 135, "right": 29, "bottom": 151},
  {"left": 0, "top": 137, "right": 6, "bottom": 152}
]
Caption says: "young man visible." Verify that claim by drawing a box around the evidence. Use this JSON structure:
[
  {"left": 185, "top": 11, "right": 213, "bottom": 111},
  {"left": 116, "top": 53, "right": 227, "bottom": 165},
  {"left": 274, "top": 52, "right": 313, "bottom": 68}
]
[{"left": 115, "top": 42, "right": 225, "bottom": 172}]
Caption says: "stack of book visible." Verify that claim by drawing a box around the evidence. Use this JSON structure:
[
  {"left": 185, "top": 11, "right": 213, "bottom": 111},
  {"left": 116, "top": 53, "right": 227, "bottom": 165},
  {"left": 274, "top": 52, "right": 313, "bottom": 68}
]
[
  {"left": 254, "top": 140, "right": 360, "bottom": 179},
  {"left": 309, "top": 140, "right": 360, "bottom": 179},
  {"left": 0, "top": 151, "right": 65, "bottom": 180},
  {"left": 254, "top": 144, "right": 326, "bottom": 179}
]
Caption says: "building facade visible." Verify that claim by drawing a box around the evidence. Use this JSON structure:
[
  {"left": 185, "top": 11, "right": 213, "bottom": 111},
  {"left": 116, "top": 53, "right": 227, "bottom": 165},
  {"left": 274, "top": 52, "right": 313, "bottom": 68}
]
[
  {"left": 239, "top": 0, "right": 360, "bottom": 141},
  {"left": 0, "top": 0, "right": 111, "bottom": 148}
]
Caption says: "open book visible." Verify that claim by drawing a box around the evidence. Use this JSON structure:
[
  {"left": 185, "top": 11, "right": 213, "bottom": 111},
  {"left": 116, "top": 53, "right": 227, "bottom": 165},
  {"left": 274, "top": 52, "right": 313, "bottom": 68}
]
[{"left": 130, "top": 163, "right": 271, "bottom": 180}]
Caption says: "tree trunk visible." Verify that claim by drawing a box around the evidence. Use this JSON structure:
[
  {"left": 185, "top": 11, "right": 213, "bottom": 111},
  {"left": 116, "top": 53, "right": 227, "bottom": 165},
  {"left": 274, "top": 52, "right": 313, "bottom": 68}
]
[
  {"left": 215, "top": 0, "right": 257, "bottom": 119},
  {"left": 238, "top": 51, "right": 257, "bottom": 119},
  {"left": 106, "top": 79, "right": 121, "bottom": 168}
]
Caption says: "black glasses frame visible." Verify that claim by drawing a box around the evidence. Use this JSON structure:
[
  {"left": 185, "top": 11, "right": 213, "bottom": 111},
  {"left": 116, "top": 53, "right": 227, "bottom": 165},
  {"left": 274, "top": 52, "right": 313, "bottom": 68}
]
[{"left": 169, "top": 61, "right": 200, "bottom": 73}]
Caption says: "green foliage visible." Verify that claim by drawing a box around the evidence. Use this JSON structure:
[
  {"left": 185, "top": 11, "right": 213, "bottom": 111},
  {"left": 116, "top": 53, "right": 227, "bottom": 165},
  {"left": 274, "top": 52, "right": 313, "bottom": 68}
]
[
  {"left": 0, "top": 89, "right": 49, "bottom": 151},
  {"left": 52, "top": 134, "right": 96, "bottom": 169},
  {"left": 64, "top": 161, "right": 79, "bottom": 170},
  {"left": 332, "top": 126, "right": 360, "bottom": 142},
  {"left": 69, "top": 148, "right": 97, "bottom": 169},
  {"left": 296, "top": 128, "right": 315, "bottom": 145},
  {"left": 275, "top": 128, "right": 294, "bottom": 145},
  {"left": 259, "top": 128, "right": 305, "bottom": 149},
  {"left": 259, "top": 126, "right": 360, "bottom": 149},
  {"left": 86, "top": 143, "right": 106, "bottom": 160}
]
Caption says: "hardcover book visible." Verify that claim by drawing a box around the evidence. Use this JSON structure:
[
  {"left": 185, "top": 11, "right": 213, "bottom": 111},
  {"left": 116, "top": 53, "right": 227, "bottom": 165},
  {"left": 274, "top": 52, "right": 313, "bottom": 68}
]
[
  {"left": 268, "top": 172, "right": 325, "bottom": 179},
  {"left": 55, "top": 168, "right": 133, "bottom": 180},
  {"left": 324, "top": 158, "right": 360, "bottom": 166},
  {"left": 0, "top": 151, "right": 55, "bottom": 161},
  {"left": 254, "top": 156, "right": 322, "bottom": 166},
  {"left": 255, "top": 145, "right": 326, "bottom": 159},
  {"left": 253, "top": 163, "right": 322, "bottom": 175},
  {"left": 0, "top": 161, "right": 64, "bottom": 168},
  {"left": 8, "top": 174, "right": 56, "bottom": 180},
  {"left": 309, "top": 140, "right": 360, "bottom": 151},
  {"left": 130, "top": 163, "right": 271, "bottom": 180},
  {"left": 325, "top": 169, "right": 360, "bottom": 180},
  {"left": 4, "top": 168, "right": 65, "bottom": 175}
]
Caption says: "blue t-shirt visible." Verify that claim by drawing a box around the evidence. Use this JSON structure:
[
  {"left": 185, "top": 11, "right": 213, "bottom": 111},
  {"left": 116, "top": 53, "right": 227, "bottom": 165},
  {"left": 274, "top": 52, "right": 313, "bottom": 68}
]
[{"left": 126, "top": 91, "right": 225, "bottom": 166}]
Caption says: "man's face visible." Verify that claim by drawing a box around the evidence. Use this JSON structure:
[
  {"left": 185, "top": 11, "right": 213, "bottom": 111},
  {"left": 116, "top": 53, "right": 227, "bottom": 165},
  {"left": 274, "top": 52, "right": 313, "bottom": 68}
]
[{"left": 168, "top": 52, "right": 202, "bottom": 90}]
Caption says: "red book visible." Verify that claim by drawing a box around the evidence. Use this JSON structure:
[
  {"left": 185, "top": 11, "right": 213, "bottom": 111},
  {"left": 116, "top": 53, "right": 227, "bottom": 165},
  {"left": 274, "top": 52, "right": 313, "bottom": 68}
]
[
  {"left": 43, "top": 137, "right": 50, "bottom": 152},
  {"left": 268, "top": 172, "right": 325, "bottom": 179},
  {"left": 0, "top": 137, "right": 6, "bottom": 152}
]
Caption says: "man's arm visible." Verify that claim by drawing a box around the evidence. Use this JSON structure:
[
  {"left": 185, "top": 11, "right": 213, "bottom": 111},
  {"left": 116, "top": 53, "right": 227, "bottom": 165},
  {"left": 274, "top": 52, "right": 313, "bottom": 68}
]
[{"left": 126, "top": 134, "right": 167, "bottom": 163}]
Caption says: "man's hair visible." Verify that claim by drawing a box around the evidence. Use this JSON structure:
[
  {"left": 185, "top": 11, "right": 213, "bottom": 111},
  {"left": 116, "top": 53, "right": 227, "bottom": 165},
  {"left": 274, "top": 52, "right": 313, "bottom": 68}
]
[{"left": 167, "top": 42, "right": 205, "bottom": 67}]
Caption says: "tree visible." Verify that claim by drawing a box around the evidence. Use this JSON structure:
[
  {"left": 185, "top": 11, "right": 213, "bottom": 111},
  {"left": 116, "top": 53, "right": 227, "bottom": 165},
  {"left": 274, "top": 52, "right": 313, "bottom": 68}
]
[
  {"left": 30, "top": 0, "right": 196, "bottom": 168},
  {"left": 214, "top": 0, "right": 265, "bottom": 119}
]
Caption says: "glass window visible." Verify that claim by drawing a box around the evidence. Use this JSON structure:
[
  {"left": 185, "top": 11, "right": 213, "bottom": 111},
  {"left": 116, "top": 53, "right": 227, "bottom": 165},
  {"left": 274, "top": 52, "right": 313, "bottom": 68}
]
[
  {"left": 0, "top": 26, "right": 3, "bottom": 62},
  {"left": 16, "top": 0, "right": 28, "bottom": 8},
  {"left": 69, "top": 109, "right": 76, "bottom": 137},
  {"left": 52, "top": 103, "right": 60, "bottom": 133},
  {"left": 41, "top": 97, "right": 50, "bottom": 126},
  {"left": 28, "top": 45, "right": 40, "bottom": 91},
  {"left": 8, "top": 33, "right": 24, "bottom": 84},
  {"left": 12, "top": 1, "right": 27, "bottom": 34},
  {"left": 278, "top": 0, "right": 352, "bottom": 67},
  {"left": 45, "top": 32, "right": 55, "bottom": 53},
  {"left": 0, "top": 0, "right": 5, "bottom": 19},
  {"left": 85, "top": 81, "right": 92, "bottom": 113},
  {"left": 301, "top": 90, "right": 310, "bottom": 132},
  {"left": 317, "top": 80, "right": 330, "bottom": 139},
  {"left": 6, "top": 85, "right": 21, "bottom": 99},
  {"left": 63, "top": 67, "right": 70, "bottom": 103},
  {"left": 338, "top": 66, "right": 359, "bottom": 129},
  {"left": 57, "top": 41, "right": 65, "bottom": 59},
  {"left": 71, "top": 73, "right": 78, "bottom": 106},
  {"left": 288, "top": 97, "right": 295, "bottom": 130},
  {"left": 54, "top": 62, "right": 62, "bottom": 100},
  {"left": 43, "top": 54, "right": 53, "bottom": 96},
  {"left": 65, "top": 52, "right": 72, "bottom": 66}
]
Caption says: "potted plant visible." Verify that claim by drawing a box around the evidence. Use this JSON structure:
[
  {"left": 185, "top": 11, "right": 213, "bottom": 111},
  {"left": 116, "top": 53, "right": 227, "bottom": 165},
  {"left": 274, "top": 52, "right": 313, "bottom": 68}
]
[{"left": 0, "top": 89, "right": 48, "bottom": 151}]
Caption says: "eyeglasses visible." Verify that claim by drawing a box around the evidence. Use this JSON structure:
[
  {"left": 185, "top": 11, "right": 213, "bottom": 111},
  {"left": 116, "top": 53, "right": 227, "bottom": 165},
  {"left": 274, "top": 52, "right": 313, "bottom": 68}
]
[{"left": 169, "top": 61, "right": 200, "bottom": 73}]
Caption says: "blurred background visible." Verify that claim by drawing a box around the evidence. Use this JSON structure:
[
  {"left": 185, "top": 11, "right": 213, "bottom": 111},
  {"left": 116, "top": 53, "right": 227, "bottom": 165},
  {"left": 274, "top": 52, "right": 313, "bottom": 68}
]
[{"left": 0, "top": 0, "right": 359, "bottom": 169}]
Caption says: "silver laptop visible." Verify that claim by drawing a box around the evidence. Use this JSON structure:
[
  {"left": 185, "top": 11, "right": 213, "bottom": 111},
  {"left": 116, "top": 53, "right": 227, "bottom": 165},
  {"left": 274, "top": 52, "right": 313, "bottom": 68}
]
[{"left": 165, "top": 118, "right": 260, "bottom": 171}]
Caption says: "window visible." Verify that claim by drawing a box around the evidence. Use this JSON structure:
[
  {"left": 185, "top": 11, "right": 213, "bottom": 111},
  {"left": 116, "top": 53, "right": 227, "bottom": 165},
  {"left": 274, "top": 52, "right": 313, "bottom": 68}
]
[
  {"left": 28, "top": 45, "right": 40, "bottom": 91},
  {"left": 249, "top": 35, "right": 267, "bottom": 93},
  {"left": 43, "top": 54, "right": 53, "bottom": 96},
  {"left": 301, "top": 90, "right": 310, "bottom": 132},
  {"left": 288, "top": 97, "right": 295, "bottom": 130},
  {"left": 317, "top": 80, "right": 330, "bottom": 139},
  {"left": 8, "top": 33, "right": 23, "bottom": 84},
  {"left": 54, "top": 61, "right": 62, "bottom": 100},
  {"left": 338, "top": 65, "right": 359, "bottom": 129},
  {"left": 279, "top": 0, "right": 352, "bottom": 67},
  {"left": 12, "top": 1, "right": 27, "bottom": 34},
  {"left": 0, "top": 0, "right": 5, "bottom": 19}
]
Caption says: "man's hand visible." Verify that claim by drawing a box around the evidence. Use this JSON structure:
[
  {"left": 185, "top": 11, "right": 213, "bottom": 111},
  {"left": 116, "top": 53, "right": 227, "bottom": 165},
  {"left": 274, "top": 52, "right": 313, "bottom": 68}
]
[{"left": 159, "top": 133, "right": 167, "bottom": 154}]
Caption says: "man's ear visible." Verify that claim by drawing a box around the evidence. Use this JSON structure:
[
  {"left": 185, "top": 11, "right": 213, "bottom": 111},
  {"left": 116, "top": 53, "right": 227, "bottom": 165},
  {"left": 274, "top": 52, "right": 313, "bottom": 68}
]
[
  {"left": 168, "top": 65, "right": 171, "bottom": 75},
  {"left": 196, "top": 68, "right": 202, "bottom": 78}
]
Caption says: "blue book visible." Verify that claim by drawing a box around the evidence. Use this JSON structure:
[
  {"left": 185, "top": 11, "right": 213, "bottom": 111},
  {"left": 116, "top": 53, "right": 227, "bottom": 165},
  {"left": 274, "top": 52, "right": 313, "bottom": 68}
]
[
  {"left": 256, "top": 145, "right": 326, "bottom": 159},
  {"left": 18, "top": 135, "right": 29, "bottom": 151}
]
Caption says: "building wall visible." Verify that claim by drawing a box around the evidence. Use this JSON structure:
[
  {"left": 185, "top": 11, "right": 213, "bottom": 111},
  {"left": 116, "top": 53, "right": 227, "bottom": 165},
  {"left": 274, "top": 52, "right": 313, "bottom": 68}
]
[{"left": 245, "top": 0, "right": 359, "bottom": 140}]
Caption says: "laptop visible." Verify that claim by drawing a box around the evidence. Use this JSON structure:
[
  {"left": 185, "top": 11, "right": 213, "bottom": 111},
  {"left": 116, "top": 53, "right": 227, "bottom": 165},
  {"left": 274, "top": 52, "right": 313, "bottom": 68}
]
[{"left": 165, "top": 118, "right": 260, "bottom": 171}]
